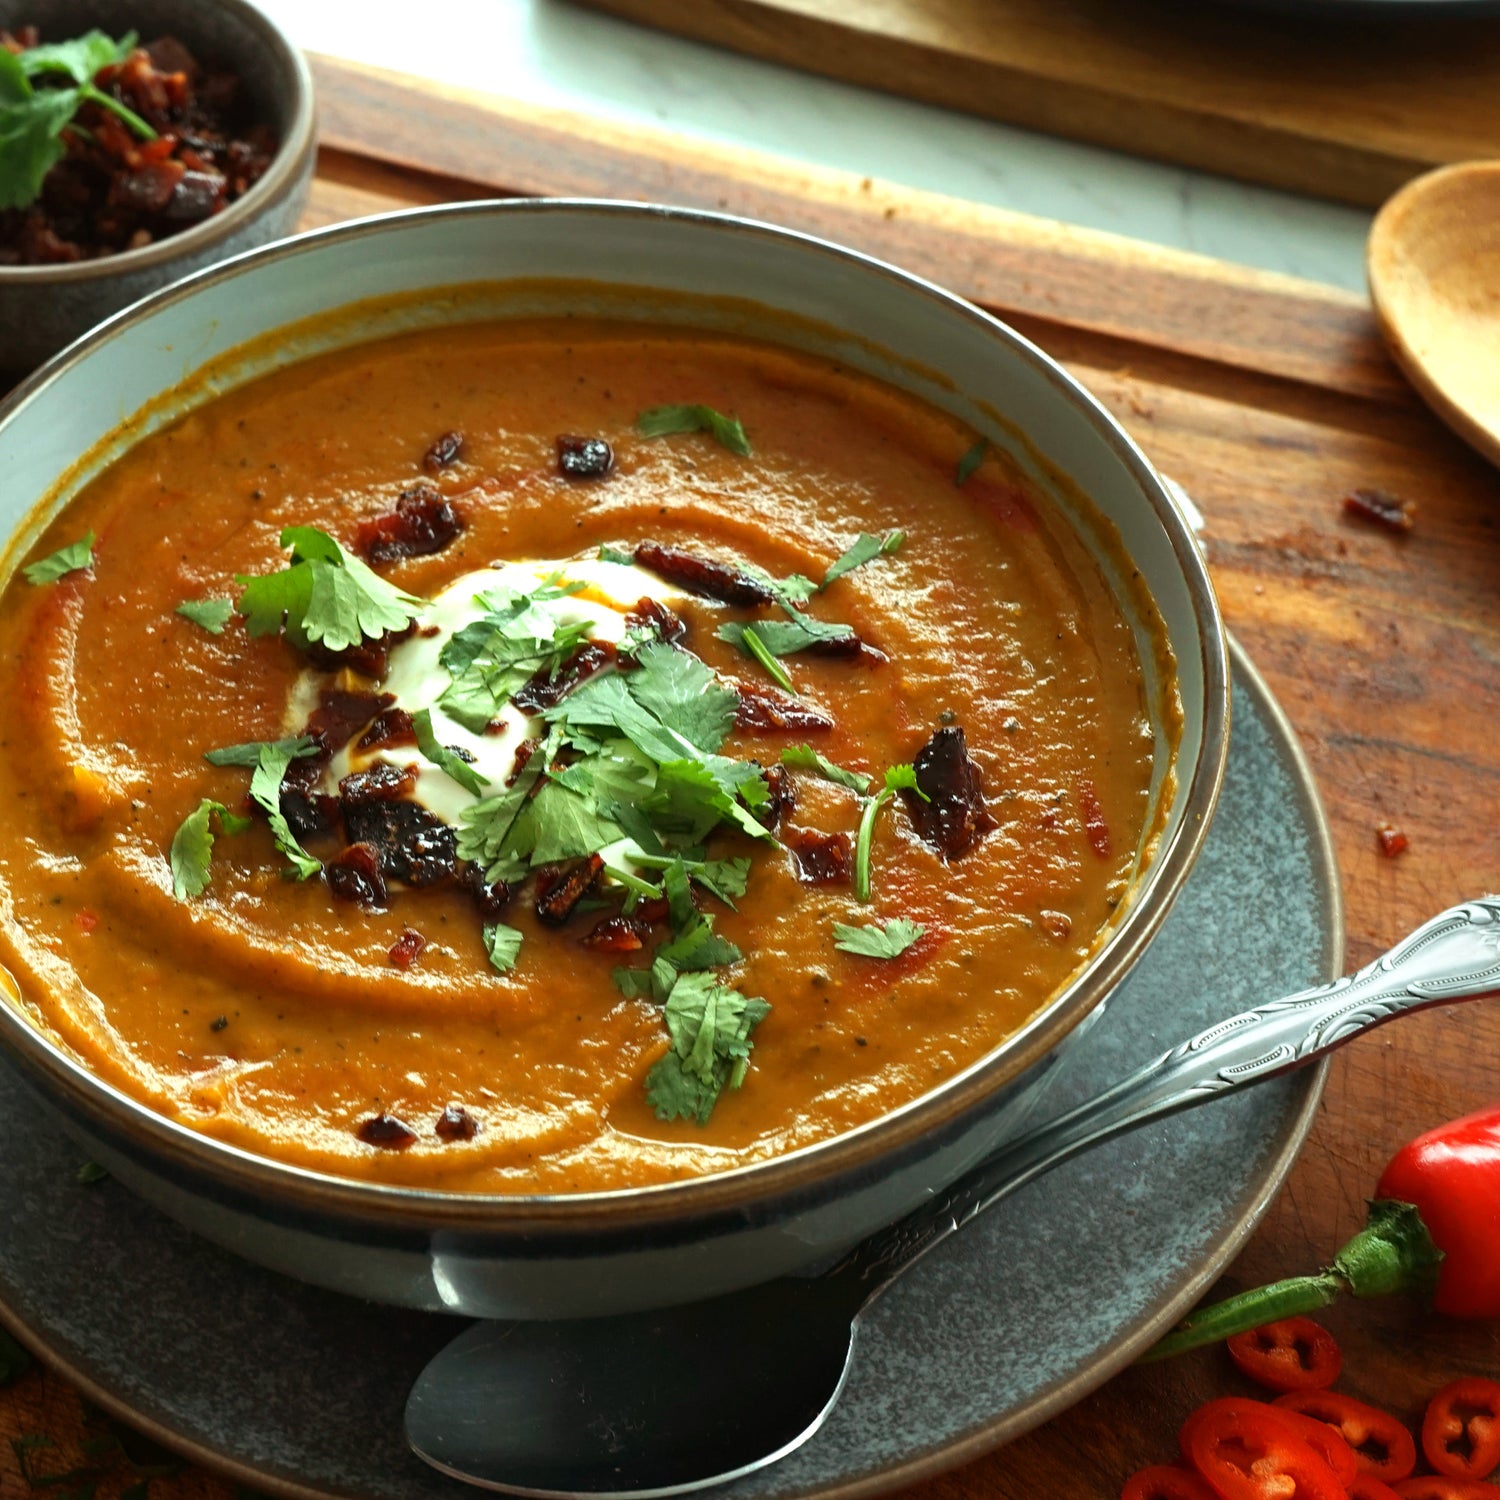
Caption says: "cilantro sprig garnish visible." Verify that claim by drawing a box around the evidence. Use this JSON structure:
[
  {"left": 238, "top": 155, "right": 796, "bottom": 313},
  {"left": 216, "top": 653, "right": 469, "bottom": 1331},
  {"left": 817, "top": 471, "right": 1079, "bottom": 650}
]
[
  {"left": 854, "top": 765, "right": 923, "bottom": 904},
  {"left": 833, "top": 917, "right": 926, "bottom": 960},
  {"left": 483, "top": 922, "right": 524, "bottom": 975},
  {"left": 613, "top": 896, "right": 768, "bottom": 1125},
  {"left": 636, "top": 404, "right": 751, "bottom": 457},
  {"left": 237, "top": 526, "right": 425, "bottom": 655},
  {"left": 169, "top": 799, "right": 252, "bottom": 899},
  {"left": 22, "top": 532, "right": 94, "bottom": 584},
  {"left": 718, "top": 605, "right": 856, "bottom": 661},
  {"left": 0, "top": 32, "right": 157, "bottom": 211}
]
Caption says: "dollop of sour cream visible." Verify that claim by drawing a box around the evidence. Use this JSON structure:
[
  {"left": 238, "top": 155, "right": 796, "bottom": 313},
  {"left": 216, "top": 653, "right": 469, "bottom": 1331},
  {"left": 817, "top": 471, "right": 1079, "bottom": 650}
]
[{"left": 311, "top": 557, "right": 681, "bottom": 826}]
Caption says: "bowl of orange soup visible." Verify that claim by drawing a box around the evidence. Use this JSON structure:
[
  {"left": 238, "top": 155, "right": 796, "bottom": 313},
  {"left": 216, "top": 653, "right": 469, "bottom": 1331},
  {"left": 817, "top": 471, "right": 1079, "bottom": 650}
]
[{"left": 0, "top": 201, "right": 1227, "bottom": 1318}]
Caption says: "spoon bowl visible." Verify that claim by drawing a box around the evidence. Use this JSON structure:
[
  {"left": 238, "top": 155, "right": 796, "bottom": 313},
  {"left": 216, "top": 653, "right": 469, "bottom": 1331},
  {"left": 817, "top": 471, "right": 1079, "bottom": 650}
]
[{"left": 1368, "top": 161, "right": 1500, "bottom": 468}]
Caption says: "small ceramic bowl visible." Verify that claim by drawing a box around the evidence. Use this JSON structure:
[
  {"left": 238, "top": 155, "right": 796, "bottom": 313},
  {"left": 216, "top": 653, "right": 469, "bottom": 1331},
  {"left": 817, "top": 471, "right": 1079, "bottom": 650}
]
[
  {"left": 0, "top": 201, "right": 1230, "bottom": 1320},
  {"left": 0, "top": 0, "right": 315, "bottom": 375}
]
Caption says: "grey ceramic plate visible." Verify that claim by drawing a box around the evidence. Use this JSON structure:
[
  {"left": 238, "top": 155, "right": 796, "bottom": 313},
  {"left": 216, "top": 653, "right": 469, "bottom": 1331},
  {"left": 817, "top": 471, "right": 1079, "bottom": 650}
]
[{"left": 0, "top": 639, "right": 1340, "bottom": 1500}]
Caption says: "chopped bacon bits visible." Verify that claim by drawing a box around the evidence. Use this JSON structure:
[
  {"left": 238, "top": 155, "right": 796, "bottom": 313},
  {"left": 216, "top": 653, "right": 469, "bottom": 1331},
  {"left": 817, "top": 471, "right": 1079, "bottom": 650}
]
[
  {"left": 785, "top": 826, "right": 852, "bottom": 885},
  {"left": 625, "top": 596, "right": 686, "bottom": 644},
  {"left": 279, "top": 752, "right": 339, "bottom": 841},
  {"left": 512, "top": 642, "right": 615, "bottom": 713},
  {"left": 1343, "top": 488, "right": 1415, "bottom": 533},
  {"left": 423, "top": 430, "right": 465, "bottom": 472},
  {"left": 340, "top": 761, "right": 416, "bottom": 805},
  {"left": 326, "top": 843, "right": 388, "bottom": 907},
  {"left": 760, "top": 763, "right": 796, "bottom": 829},
  {"left": 307, "top": 689, "right": 393, "bottom": 754},
  {"left": 0, "top": 34, "right": 279, "bottom": 267},
  {"left": 1377, "top": 823, "right": 1410, "bottom": 857},
  {"left": 341, "top": 797, "right": 457, "bottom": 887},
  {"left": 435, "top": 1103, "right": 479, "bottom": 1142},
  {"left": 1077, "top": 778, "right": 1112, "bottom": 859},
  {"left": 634, "top": 541, "right": 776, "bottom": 606},
  {"left": 555, "top": 435, "right": 614, "bottom": 480},
  {"left": 461, "top": 862, "right": 513, "bottom": 922},
  {"left": 735, "top": 686, "right": 835, "bottom": 733},
  {"left": 902, "top": 725, "right": 996, "bottom": 858},
  {"left": 356, "top": 484, "right": 464, "bottom": 565},
  {"left": 305, "top": 624, "right": 414, "bottom": 679},
  {"left": 535, "top": 854, "right": 605, "bottom": 927},
  {"left": 798, "top": 633, "right": 887, "bottom": 666},
  {"left": 388, "top": 928, "right": 427, "bottom": 969},
  {"left": 357, "top": 1113, "right": 417, "bottom": 1150},
  {"left": 357, "top": 706, "right": 417, "bottom": 751},
  {"left": 582, "top": 915, "right": 651, "bottom": 952}
]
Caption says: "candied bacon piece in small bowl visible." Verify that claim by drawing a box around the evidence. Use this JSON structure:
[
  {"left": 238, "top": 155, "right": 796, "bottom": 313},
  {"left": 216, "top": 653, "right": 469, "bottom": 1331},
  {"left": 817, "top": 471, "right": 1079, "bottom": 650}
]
[{"left": 0, "top": 0, "right": 314, "bottom": 375}]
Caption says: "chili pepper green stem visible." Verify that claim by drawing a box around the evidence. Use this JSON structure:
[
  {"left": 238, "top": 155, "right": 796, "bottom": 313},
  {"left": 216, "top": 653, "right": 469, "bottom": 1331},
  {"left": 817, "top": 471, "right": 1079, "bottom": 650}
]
[{"left": 1138, "top": 1199, "right": 1444, "bottom": 1363}]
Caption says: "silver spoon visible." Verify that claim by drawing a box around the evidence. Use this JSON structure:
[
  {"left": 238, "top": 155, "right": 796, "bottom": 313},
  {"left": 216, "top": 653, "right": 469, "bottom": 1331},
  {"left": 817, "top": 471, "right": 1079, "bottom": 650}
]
[{"left": 407, "top": 897, "right": 1500, "bottom": 1498}]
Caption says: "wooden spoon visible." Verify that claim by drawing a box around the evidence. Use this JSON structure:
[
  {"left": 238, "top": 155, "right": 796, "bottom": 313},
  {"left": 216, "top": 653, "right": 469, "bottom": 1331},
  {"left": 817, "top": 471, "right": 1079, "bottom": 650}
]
[{"left": 1368, "top": 161, "right": 1500, "bottom": 468}]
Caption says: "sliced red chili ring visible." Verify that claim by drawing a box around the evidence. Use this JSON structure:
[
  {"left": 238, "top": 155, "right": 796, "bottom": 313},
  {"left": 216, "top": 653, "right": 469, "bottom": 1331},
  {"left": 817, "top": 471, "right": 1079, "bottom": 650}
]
[
  {"left": 1225, "top": 1317, "right": 1342, "bottom": 1393},
  {"left": 1180, "top": 1397, "right": 1347, "bottom": 1500},
  {"left": 1349, "top": 1476, "right": 1404, "bottom": 1500},
  {"left": 1276, "top": 1407, "right": 1358, "bottom": 1487},
  {"left": 1275, "top": 1389, "right": 1418, "bottom": 1481},
  {"left": 1120, "top": 1462, "right": 1218, "bottom": 1499},
  {"left": 1392, "top": 1478, "right": 1500, "bottom": 1499},
  {"left": 1421, "top": 1376, "right": 1500, "bottom": 1480}
]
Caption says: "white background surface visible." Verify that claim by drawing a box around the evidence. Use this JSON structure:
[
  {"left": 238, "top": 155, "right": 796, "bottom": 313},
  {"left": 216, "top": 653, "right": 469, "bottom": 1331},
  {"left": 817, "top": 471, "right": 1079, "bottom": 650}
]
[{"left": 251, "top": 0, "right": 1374, "bottom": 292}]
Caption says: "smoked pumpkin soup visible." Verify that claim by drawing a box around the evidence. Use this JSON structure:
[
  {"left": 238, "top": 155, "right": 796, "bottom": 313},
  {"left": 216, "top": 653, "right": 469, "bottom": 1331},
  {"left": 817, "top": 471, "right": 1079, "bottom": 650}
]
[{"left": 0, "top": 316, "right": 1171, "bottom": 1194}]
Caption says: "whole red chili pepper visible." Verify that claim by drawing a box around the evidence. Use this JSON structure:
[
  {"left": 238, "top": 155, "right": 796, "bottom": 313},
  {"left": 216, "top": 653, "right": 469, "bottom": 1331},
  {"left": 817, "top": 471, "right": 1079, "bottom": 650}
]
[{"left": 1141, "top": 1103, "right": 1500, "bottom": 1361}]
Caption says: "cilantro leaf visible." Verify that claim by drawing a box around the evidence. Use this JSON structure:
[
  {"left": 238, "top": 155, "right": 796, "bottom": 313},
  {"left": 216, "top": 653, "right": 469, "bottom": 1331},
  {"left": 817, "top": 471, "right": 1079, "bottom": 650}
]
[
  {"left": 624, "top": 642, "right": 738, "bottom": 754},
  {"left": 413, "top": 708, "right": 490, "bottom": 797},
  {"left": 169, "top": 799, "right": 252, "bottom": 900},
  {"left": 657, "top": 914, "right": 743, "bottom": 973},
  {"left": 956, "top": 438, "right": 989, "bottom": 486},
  {"left": 718, "top": 606, "right": 857, "bottom": 659},
  {"left": 482, "top": 922, "right": 523, "bottom": 974},
  {"left": 662, "top": 857, "right": 695, "bottom": 930},
  {"left": 0, "top": 86, "right": 76, "bottom": 211},
  {"left": 884, "top": 762, "right": 924, "bottom": 795},
  {"left": 509, "top": 777, "right": 622, "bottom": 865},
  {"left": 248, "top": 741, "right": 322, "bottom": 880},
  {"left": 646, "top": 972, "right": 770, "bottom": 1124},
  {"left": 22, "top": 30, "right": 134, "bottom": 85},
  {"left": 0, "top": 47, "right": 29, "bottom": 105},
  {"left": 833, "top": 917, "right": 926, "bottom": 959},
  {"left": 820, "top": 531, "right": 903, "bottom": 589},
  {"left": 637, "top": 404, "right": 751, "bottom": 457},
  {"left": 22, "top": 531, "right": 94, "bottom": 584},
  {"left": 780, "top": 745, "right": 871, "bottom": 794},
  {"left": 237, "top": 526, "right": 425, "bottom": 654},
  {"left": 175, "top": 598, "right": 235, "bottom": 634},
  {"left": 204, "top": 734, "right": 318, "bottom": 769},
  {"left": 612, "top": 966, "right": 657, "bottom": 1000},
  {"left": 457, "top": 746, "right": 550, "bottom": 883},
  {"left": 693, "top": 856, "right": 752, "bottom": 906},
  {"left": 596, "top": 543, "right": 634, "bottom": 565}
]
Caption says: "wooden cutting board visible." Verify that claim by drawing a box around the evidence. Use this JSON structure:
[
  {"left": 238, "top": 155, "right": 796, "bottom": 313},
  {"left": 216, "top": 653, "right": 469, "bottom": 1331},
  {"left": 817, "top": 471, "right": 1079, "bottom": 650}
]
[
  {"left": 570, "top": 0, "right": 1500, "bottom": 207},
  {"left": 2, "top": 52, "right": 1498, "bottom": 1500}
]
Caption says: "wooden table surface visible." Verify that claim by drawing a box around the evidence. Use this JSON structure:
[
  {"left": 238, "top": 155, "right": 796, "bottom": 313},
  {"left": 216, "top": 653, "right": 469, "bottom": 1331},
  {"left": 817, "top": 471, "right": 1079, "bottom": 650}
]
[{"left": 2, "top": 54, "right": 1498, "bottom": 1500}]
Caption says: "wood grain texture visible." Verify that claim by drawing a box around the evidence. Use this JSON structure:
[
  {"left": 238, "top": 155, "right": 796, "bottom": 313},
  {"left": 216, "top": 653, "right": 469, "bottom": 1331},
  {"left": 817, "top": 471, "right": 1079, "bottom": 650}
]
[
  {"left": 570, "top": 0, "right": 1500, "bottom": 208},
  {"left": 3, "top": 53, "right": 1499, "bottom": 1500}
]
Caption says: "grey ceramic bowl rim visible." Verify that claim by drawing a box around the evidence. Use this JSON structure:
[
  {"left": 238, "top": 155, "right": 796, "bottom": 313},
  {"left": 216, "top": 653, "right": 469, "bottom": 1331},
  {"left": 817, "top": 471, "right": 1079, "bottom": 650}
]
[
  {"left": 0, "top": 198, "right": 1231, "bottom": 1236},
  {"left": 0, "top": 0, "right": 315, "bottom": 284}
]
